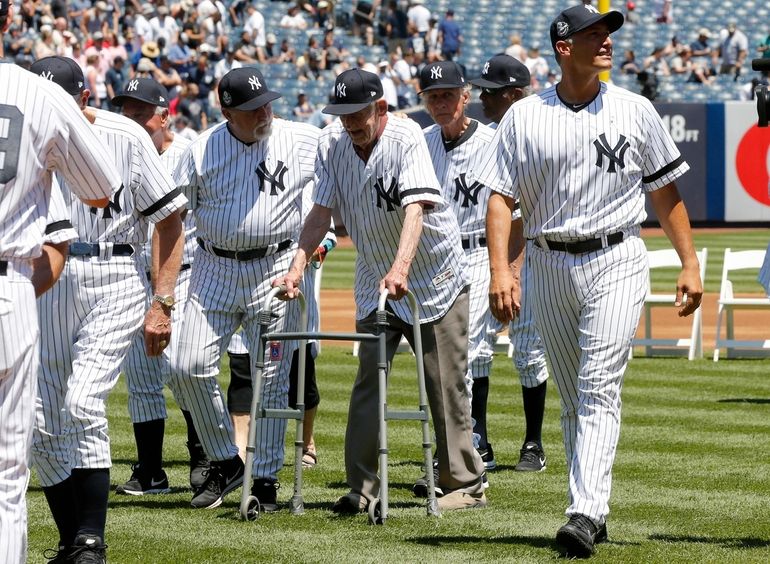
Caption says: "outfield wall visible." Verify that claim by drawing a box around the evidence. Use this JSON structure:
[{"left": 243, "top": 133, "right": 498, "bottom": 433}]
[{"left": 410, "top": 101, "right": 770, "bottom": 223}]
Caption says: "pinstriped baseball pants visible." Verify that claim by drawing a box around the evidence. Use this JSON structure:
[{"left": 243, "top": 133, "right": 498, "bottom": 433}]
[
  {"left": 510, "top": 258, "right": 549, "bottom": 388},
  {"left": 528, "top": 235, "right": 648, "bottom": 522},
  {"left": 173, "top": 247, "right": 298, "bottom": 480}
]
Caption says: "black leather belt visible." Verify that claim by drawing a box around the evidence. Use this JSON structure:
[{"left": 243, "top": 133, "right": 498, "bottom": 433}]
[
  {"left": 534, "top": 232, "right": 624, "bottom": 254},
  {"left": 69, "top": 242, "right": 135, "bottom": 257},
  {"left": 0, "top": 260, "right": 7, "bottom": 276},
  {"left": 462, "top": 237, "right": 487, "bottom": 250},
  {"left": 197, "top": 238, "right": 292, "bottom": 261}
]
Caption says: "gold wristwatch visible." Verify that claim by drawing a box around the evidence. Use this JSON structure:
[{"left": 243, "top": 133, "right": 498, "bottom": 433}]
[{"left": 152, "top": 294, "right": 176, "bottom": 309}]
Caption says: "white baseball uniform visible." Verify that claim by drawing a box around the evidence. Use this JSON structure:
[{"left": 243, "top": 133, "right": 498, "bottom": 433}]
[
  {"left": 172, "top": 117, "right": 318, "bottom": 481},
  {"left": 482, "top": 82, "right": 689, "bottom": 522},
  {"left": 423, "top": 119, "right": 502, "bottom": 380},
  {"left": 121, "top": 134, "right": 196, "bottom": 424},
  {"left": 33, "top": 108, "right": 186, "bottom": 487},
  {"left": 0, "top": 63, "right": 119, "bottom": 564}
]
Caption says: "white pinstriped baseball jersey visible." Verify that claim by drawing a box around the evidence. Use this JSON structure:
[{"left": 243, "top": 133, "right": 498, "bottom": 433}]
[
  {"left": 60, "top": 109, "right": 187, "bottom": 245},
  {"left": 0, "top": 64, "right": 121, "bottom": 259},
  {"left": 482, "top": 82, "right": 690, "bottom": 239},
  {"left": 174, "top": 117, "right": 317, "bottom": 249},
  {"left": 314, "top": 115, "right": 467, "bottom": 324},
  {"left": 44, "top": 179, "right": 78, "bottom": 245},
  {"left": 423, "top": 120, "right": 497, "bottom": 238}
]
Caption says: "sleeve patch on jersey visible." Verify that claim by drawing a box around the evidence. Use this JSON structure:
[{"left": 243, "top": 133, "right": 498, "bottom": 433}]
[
  {"left": 140, "top": 187, "right": 183, "bottom": 217},
  {"left": 431, "top": 266, "right": 455, "bottom": 288},
  {"left": 642, "top": 156, "right": 685, "bottom": 184},
  {"left": 45, "top": 220, "right": 73, "bottom": 235}
]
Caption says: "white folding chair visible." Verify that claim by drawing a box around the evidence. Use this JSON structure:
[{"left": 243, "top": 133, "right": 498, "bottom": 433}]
[
  {"left": 631, "top": 247, "right": 708, "bottom": 361},
  {"left": 713, "top": 248, "right": 770, "bottom": 361}
]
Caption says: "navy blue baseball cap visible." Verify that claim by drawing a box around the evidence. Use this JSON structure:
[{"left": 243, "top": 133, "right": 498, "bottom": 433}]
[
  {"left": 218, "top": 67, "right": 281, "bottom": 111},
  {"left": 419, "top": 60, "right": 465, "bottom": 93},
  {"left": 323, "top": 68, "right": 383, "bottom": 115},
  {"left": 111, "top": 77, "right": 169, "bottom": 107},
  {"left": 30, "top": 56, "right": 85, "bottom": 95},
  {"left": 470, "top": 54, "right": 530, "bottom": 89},
  {"left": 550, "top": 4, "right": 624, "bottom": 51}
]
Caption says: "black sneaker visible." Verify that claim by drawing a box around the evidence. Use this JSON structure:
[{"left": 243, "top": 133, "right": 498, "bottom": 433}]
[
  {"left": 556, "top": 514, "right": 608, "bottom": 557},
  {"left": 116, "top": 464, "right": 171, "bottom": 495},
  {"left": 43, "top": 545, "right": 71, "bottom": 563},
  {"left": 190, "top": 455, "right": 244, "bottom": 509},
  {"left": 412, "top": 459, "right": 444, "bottom": 498},
  {"left": 514, "top": 441, "right": 547, "bottom": 472},
  {"left": 69, "top": 534, "right": 107, "bottom": 564},
  {"left": 251, "top": 478, "right": 280, "bottom": 512},
  {"left": 187, "top": 441, "right": 210, "bottom": 490},
  {"left": 477, "top": 443, "right": 497, "bottom": 471}
]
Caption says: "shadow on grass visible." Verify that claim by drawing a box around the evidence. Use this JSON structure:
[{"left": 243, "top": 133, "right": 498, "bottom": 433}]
[
  {"left": 717, "top": 398, "right": 770, "bottom": 404},
  {"left": 410, "top": 535, "right": 641, "bottom": 551},
  {"left": 649, "top": 534, "right": 770, "bottom": 549},
  {"left": 109, "top": 496, "right": 194, "bottom": 510}
]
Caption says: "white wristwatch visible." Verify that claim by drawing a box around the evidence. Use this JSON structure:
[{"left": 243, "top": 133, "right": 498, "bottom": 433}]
[{"left": 152, "top": 294, "right": 176, "bottom": 309}]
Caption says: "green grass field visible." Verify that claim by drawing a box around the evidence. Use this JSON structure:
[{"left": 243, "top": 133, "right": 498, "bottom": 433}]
[{"left": 27, "top": 352, "right": 770, "bottom": 563}]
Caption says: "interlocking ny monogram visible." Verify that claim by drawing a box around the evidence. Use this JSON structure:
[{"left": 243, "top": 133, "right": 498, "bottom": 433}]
[
  {"left": 483, "top": 62, "right": 490, "bottom": 75},
  {"left": 336, "top": 82, "right": 347, "bottom": 98},
  {"left": 430, "top": 66, "right": 442, "bottom": 80},
  {"left": 248, "top": 75, "right": 261, "bottom": 91},
  {"left": 373, "top": 176, "right": 400, "bottom": 211},
  {"left": 453, "top": 173, "right": 484, "bottom": 208},
  {"left": 593, "top": 133, "right": 630, "bottom": 173},
  {"left": 90, "top": 184, "right": 124, "bottom": 219},
  {"left": 256, "top": 161, "right": 289, "bottom": 194},
  {"left": 127, "top": 79, "right": 139, "bottom": 92}
]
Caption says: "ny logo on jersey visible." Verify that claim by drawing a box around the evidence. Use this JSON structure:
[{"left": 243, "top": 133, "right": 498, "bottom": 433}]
[
  {"left": 593, "top": 133, "right": 630, "bottom": 174},
  {"left": 453, "top": 173, "right": 484, "bottom": 208},
  {"left": 127, "top": 80, "right": 139, "bottom": 92},
  {"left": 430, "top": 66, "right": 443, "bottom": 80},
  {"left": 336, "top": 82, "right": 347, "bottom": 98},
  {"left": 90, "top": 184, "right": 124, "bottom": 219},
  {"left": 373, "top": 176, "right": 401, "bottom": 211},
  {"left": 248, "top": 75, "right": 261, "bottom": 91},
  {"left": 483, "top": 62, "right": 490, "bottom": 75},
  {"left": 256, "top": 160, "right": 289, "bottom": 195}
]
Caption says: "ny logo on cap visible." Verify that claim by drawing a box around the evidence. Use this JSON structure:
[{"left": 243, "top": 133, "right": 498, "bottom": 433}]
[
  {"left": 127, "top": 79, "right": 139, "bottom": 92},
  {"left": 248, "top": 75, "right": 261, "bottom": 91},
  {"left": 556, "top": 22, "right": 570, "bottom": 37},
  {"left": 336, "top": 82, "right": 347, "bottom": 98},
  {"left": 585, "top": 4, "right": 599, "bottom": 13},
  {"left": 39, "top": 70, "right": 54, "bottom": 81},
  {"left": 483, "top": 62, "right": 490, "bottom": 75},
  {"left": 430, "top": 66, "right": 443, "bottom": 80}
]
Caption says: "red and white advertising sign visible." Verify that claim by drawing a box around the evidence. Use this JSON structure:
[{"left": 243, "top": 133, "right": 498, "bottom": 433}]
[{"left": 725, "top": 101, "right": 770, "bottom": 221}]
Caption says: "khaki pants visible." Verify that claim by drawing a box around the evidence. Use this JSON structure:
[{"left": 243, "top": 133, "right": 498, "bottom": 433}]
[{"left": 345, "top": 287, "right": 484, "bottom": 501}]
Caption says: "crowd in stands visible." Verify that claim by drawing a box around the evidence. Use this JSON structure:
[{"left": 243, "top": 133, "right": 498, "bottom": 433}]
[{"left": 2, "top": 0, "right": 769, "bottom": 131}]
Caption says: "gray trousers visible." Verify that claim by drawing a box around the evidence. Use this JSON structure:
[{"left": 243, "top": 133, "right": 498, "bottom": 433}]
[{"left": 346, "top": 287, "right": 484, "bottom": 501}]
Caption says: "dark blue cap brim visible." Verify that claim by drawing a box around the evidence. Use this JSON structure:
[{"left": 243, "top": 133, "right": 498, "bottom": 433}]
[
  {"left": 322, "top": 101, "right": 373, "bottom": 115},
  {"left": 231, "top": 90, "right": 282, "bottom": 110}
]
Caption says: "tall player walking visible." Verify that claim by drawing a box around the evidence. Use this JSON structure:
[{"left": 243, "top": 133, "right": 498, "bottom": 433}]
[
  {"left": 275, "top": 68, "right": 486, "bottom": 513},
  {"left": 472, "top": 54, "right": 551, "bottom": 473},
  {"left": 30, "top": 57, "right": 186, "bottom": 563},
  {"left": 112, "top": 78, "right": 210, "bottom": 495},
  {"left": 0, "top": 5, "right": 118, "bottom": 560},
  {"left": 484, "top": 5, "right": 702, "bottom": 557}
]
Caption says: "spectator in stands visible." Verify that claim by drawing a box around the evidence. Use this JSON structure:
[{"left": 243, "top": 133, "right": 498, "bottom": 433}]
[
  {"left": 377, "top": 59, "right": 399, "bottom": 110},
  {"left": 188, "top": 53, "right": 217, "bottom": 119},
  {"left": 383, "top": 0, "right": 409, "bottom": 54},
  {"left": 524, "top": 45, "right": 549, "bottom": 80},
  {"left": 314, "top": 1, "right": 334, "bottom": 30},
  {"left": 81, "top": 1, "right": 116, "bottom": 38},
  {"left": 244, "top": 3, "right": 266, "bottom": 52},
  {"left": 293, "top": 92, "right": 316, "bottom": 122},
  {"left": 757, "top": 32, "right": 770, "bottom": 59},
  {"left": 234, "top": 29, "right": 262, "bottom": 64},
  {"left": 149, "top": 5, "right": 179, "bottom": 46},
  {"left": 352, "top": 0, "right": 378, "bottom": 41},
  {"left": 280, "top": 5, "right": 308, "bottom": 30},
  {"left": 389, "top": 48, "right": 417, "bottom": 108},
  {"left": 278, "top": 37, "right": 297, "bottom": 63},
  {"left": 228, "top": 0, "right": 250, "bottom": 27},
  {"left": 718, "top": 21, "right": 748, "bottom": 76},
  {"left": 167, "top": 32, "right": 194, "bottom": 74},
  {"left": 425, "top": 17, "right": 440, "bottom": 57},
  {"left": 620, "top": 49, "right": 640, "bottom": 74},
  {"left": 103, "top": 29, "right": 127, "bottom": 66},
  {"left": 85, "top": 52, "right": 108, "bottom": 108},
  {"left": 201, "top": 2, "right": 227, "bottom": 57},
  {"left": 214, "top": 45, "right": 242, "bottom": 80},
  {"left": 690, "top": 28, "right": 713, "bottom": 66},
  {"left": 105, "top": 55, "right": 128, "bottom": 110},
  {"left": 505, "top": 34, "right": 527, "bottom": 63},
  {"left": 181, "top": 8, "right": 204, "bottom": 50},
  {"left": 670, "top": 45, "right": 693, "bottom": 75},
  {"left": 33, "top": 24, "right": 55, "bottom": 59},
  {"left": 154, "top": 55, "right": 184, "bottom": 98},
  {"left": 643, "top": 45, "right": 671, "bottom": 77},
  {"left": 653, "top": 0, "right": 673, "bottom": 24},
  {"left": 134, "top": 4, "right": 155, "bottom": 43},
  {"left": 323, "top": 29, "right": 345, "bottom": 67},
  {"left": 173, "top": 115, "right": 199, "bottom": 140},
  {"left": 624, "top": 1, "right": 639, "bottom": 25},
  {"left": 438, "top": 9, "right": 462, "bottom": 61},
  {"left": 407, "top": 0, "right": 431, "bottom": 38},
  {"left": 68, "top": 0, "right": 93, "bottom": 32},
  {"left": 176, "top": 81, "right": 207, "bottom": 130}
]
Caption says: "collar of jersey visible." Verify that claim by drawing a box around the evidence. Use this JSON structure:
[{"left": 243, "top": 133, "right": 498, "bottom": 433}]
[
  {"left": 442, "top": 119, "right": 478, "bottom": 152},
  {"left": 555, "top": 85, "right": 601, "bottom": 113}
]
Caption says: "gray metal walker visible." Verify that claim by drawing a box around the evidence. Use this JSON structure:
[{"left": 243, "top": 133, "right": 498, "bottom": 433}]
[{"left": 238, "top": 287, "right": 439, "bottom": 525}]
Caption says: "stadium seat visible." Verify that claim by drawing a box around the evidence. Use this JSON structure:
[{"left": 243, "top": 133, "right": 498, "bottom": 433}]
[
  {"left": 713, "top": 248, "right": 770, "bottom": 361},
  {"left": 631, "top": 247, "right": 708, "bottom": 360}
]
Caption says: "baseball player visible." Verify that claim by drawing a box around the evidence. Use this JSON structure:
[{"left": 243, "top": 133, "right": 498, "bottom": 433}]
[
  {"left": 417, "top": 60, "right": 503, "bottom": 480},
  {"left": 110, "top": 77, "right": 210, "bottom": 495},
  {"left": 0, "top": 5, "right": 118, "bottom": 560},
  {"left": 483, "top": 5, "right": 702, "bottom": 556},
  {"left": 275, "top": 68, "right": 486, "bottom": 513},
  {"left": 172, "top": 67, "right": 318, "bottom": 512},
  {"left": 30, "top": 56, "right": 186, "bottom": 563},
  {"left": 471, "top": 54, "right": 550, "bottom": 473}
]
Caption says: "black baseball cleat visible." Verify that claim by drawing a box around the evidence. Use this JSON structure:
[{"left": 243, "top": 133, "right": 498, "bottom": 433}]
[
  {"left": 251, "top": 478, "right": 280, "bottom": 512},
  {"left": 187, "top": 441, "right": 210, "bottom": 490},
  {"left": 191, "top": 455, "right": 244, "bottom": 509},
  {"left": 477, "top": 443, "right": 497, "bottom": 471},
  {"left": 515, "top": 441, "right": 547, "bottom": 472},
  {"left": 69, "top": 534, "right": 107, "bottom": 564},
  {"left": 43, "top": 545, "right": 72, "bottom": 563},
  {"left": 555, "top": 514, "right": 608, "bottom": 558},
  {"left": 116, "top": 464, "right": 171, "bottom": 495}
]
